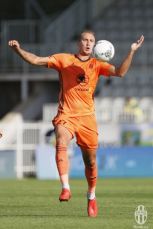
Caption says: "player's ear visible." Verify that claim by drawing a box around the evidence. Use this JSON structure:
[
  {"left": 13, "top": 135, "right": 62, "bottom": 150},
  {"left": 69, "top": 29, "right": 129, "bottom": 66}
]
[
  {"left": 77, "top": 39, "right": 82, "bottom": 50},
  {"left": 93, "top": 39, "right": 96, "bottom": 47}
]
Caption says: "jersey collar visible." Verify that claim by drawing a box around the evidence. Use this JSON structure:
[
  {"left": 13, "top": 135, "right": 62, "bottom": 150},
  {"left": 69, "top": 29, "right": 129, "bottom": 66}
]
[{"left": 74, "top": 54, "right": 91, "bottom": 62}]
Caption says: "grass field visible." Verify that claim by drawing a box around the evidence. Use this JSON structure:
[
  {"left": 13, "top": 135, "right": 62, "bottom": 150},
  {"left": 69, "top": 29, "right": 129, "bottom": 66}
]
[{"left": 0, "top": 178, "right": 153, "bottom": 229}]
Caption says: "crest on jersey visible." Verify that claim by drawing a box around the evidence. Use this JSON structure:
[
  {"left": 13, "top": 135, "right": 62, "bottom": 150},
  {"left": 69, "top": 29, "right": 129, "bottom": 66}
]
[{"left": 76, "top": 74, "right": 89, "bottom": 86}]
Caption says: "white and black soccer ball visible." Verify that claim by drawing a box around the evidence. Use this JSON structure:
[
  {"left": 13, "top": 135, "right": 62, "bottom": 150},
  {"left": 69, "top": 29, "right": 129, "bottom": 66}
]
[{"left": 93, "top": 40, "right": 115, "bottom": 62}]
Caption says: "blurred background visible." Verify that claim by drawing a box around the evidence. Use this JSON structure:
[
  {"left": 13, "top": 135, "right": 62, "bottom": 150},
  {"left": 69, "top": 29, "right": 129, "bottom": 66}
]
[{"left": 0, "top": 0, "right": 153, "bottom": 179}]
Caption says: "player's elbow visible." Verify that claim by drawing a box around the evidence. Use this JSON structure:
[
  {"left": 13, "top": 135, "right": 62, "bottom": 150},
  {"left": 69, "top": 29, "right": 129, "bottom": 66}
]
[
  {"left": 118, "top": 73, "right": 125, "bottom": 78},
  {"left": 115, "top": 69, "right": 125, "bottom": 78},
  {"left": 113, "top": 67, "right": 125, "bottom": 78}
]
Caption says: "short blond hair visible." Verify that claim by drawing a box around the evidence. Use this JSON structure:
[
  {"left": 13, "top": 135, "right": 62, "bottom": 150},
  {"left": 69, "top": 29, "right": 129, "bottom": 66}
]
[{"left": 79, "top": 30, "right": 96, "bottom": 41}]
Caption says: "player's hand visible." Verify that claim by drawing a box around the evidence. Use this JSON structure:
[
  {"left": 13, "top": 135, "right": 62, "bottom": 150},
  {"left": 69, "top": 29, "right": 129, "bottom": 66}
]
[
  {"left": 131, "top": 35, "right": 144, "bottom": 52},
  {"left": 8, "top": 40, "right": 20, "bottom": 50}
]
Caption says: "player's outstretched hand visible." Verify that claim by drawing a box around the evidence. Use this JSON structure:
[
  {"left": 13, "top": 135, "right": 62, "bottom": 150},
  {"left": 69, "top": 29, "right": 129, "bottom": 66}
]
[
  {"left": 8, "top": 40, "right": 20, "bottom": 50},
  {"left": 131, "top": 35, "right": 144, "bottom": 52}
]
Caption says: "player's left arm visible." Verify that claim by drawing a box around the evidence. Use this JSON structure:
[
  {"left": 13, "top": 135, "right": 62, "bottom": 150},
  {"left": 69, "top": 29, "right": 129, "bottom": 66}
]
[{"left": 110, "top": 35, "right": 144, "bottom": 77}]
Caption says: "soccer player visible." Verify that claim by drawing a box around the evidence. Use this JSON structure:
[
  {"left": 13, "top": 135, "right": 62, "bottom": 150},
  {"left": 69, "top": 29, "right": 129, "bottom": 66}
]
[{"left": 8, "top": 31, "right": 144, "bottom": 217}]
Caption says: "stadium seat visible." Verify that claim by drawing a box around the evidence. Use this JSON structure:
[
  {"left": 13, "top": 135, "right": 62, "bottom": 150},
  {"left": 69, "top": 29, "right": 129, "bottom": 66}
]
[
  {"left": 113, "top": 97, "right": 125, "bottom": 109},
  {"left": 139, "top": 97, "right": 153, "bottom": 110}
]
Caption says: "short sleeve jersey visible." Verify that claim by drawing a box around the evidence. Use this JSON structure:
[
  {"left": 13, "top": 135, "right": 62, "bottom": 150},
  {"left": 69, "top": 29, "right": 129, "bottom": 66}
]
[{"left": 48, "top": 53, "right": 114, "bottom": 117}]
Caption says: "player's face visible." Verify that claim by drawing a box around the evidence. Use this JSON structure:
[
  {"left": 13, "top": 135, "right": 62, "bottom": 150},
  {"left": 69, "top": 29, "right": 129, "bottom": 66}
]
[{"left": 79, "top": 32, "right": 95, "bottom": 56}]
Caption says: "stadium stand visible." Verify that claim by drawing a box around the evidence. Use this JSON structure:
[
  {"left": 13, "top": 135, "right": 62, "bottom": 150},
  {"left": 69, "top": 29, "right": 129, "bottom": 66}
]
[
  {"left": 92, "top": 0, "right": 153, "bottom": 100},
  {"left": 1, "top": 0, "right": 153, "bottom": 124}
]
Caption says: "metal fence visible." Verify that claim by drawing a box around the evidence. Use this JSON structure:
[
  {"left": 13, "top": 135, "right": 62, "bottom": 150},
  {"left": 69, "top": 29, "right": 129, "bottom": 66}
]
[{"left": 0, "top": 122, "right": 54, "bottom": 179}]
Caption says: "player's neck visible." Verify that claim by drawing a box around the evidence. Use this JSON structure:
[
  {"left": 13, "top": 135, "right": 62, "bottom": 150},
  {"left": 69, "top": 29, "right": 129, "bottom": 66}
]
[{"left": 76, "top": 53, "right": 91, "bottom": 61}]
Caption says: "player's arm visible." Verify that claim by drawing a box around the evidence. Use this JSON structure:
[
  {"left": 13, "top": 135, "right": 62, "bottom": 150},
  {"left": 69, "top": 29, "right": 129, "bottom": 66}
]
[
  {"left": 8, "top": 40, "right": 49, "bottom": 67},
  {"left": 110, "top": 35, "right": 144, "bottom": 77}
]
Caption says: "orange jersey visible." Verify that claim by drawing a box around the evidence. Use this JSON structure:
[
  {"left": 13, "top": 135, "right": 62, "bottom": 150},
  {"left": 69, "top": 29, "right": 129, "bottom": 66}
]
[{"left": 48, "top": 53, "right": 114, "bottom": 117}]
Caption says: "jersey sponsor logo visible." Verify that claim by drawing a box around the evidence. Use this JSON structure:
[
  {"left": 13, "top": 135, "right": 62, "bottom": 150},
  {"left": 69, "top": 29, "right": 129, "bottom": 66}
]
[{"left": 74, "top": 88, "right": 89, "bottom": 91}]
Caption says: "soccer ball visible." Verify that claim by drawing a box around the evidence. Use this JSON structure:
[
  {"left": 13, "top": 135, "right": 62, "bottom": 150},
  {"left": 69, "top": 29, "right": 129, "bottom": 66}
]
[{"left": 93, "top": 40, "right": 115, "bottom": 62}]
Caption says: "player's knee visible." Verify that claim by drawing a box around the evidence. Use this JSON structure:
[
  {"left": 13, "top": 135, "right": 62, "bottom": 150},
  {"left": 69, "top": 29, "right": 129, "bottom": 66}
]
[
  {"left": 85, "top": 158, "right": 96, "bottom": 169},
  {"left": 56, "top": 137, "right": 68, "bottom": 147}
]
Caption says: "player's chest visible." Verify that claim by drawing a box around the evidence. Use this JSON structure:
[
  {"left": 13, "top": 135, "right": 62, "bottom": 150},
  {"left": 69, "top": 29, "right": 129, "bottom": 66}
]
[{"left": 61, "top": 62, "right": 98, "bottom": 83}]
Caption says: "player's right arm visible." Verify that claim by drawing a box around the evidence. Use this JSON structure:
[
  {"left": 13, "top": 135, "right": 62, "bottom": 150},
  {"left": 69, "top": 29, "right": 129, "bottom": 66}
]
[{"left": 8, "top": 40, "right": 49, "bottom": 67}]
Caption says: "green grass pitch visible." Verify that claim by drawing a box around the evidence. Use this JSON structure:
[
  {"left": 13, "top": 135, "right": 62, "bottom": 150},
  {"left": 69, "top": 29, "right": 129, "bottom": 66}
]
[{"left": 0, "top": 178, "right": 153, "bottom": 229}]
